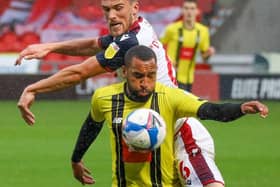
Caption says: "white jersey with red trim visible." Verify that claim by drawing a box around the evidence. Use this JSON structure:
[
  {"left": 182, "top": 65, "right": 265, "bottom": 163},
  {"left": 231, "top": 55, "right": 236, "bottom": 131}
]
[{"left": 96, "top": 17, "right": 177, "bottom": 88}]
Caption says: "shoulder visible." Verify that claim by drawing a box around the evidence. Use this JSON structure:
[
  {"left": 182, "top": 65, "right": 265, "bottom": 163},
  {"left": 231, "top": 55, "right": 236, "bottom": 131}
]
[
  {"left": 195, "top": 22, "right": 209, "bottom": 32},
  {"left": 93, "top": 82, "right": 124, "bottom": 99},
  {"left": 166, "top": 21, "right": 182, "bottom": 31},
  {"left": 155, "top": 82, "right": 181, "bottom": 95},
  {"left": 115, "top": 32, "right": 139, "bottom": 49}
]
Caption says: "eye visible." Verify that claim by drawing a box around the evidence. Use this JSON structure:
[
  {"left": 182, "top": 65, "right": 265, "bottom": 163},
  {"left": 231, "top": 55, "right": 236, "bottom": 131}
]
[
  {"left": 102, "top": 6, "right": 110, "bottom": 13},
  {"left": 115, "top": 5, "right": 124, "bottom": 11},
  {"left": 148, "top": 73, "right": 156, "bottom": 79},
  {"left": 133, "top": 72, "right": 144, "bottom": 79}
]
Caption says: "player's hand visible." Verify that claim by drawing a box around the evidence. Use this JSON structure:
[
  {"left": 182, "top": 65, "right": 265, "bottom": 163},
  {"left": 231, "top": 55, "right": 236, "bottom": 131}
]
[
  {"left": 15, "top": 43, "right": 52, "bottom": 65},
  {"left": 17, "top": 88, "right": 36, "bottom": 125},
  {"left": 202, "top": 46, "right": 215, "bottom": 62},
  {"left": 72, "top": 161, "right": 95, "bottom": 185},
  {"left": 207, "top": 46, "right": 216, "bottom": 56},
  {"left": 241, "top": 101, "right": 269, "bottom": 118}
]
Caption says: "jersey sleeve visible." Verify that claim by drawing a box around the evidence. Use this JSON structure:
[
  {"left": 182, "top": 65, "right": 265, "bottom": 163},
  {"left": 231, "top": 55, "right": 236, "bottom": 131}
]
[
  {"left": 169, "top": 88, "right": 207, "bottom": 118},
  {"left": 160, "top": 25, "right": 172, "bottom": 45},
  {"left": 96, "top": 32, "right": 139, "bottom": 71},
  {"left": 98, "top": 35, "right": 114, "bottom": 49},
  {"left": 199, "top": 27, "right": 210, "bottom": 53},
  {"left": 91, "top": 90, "right": 105, "bottom": 122}
]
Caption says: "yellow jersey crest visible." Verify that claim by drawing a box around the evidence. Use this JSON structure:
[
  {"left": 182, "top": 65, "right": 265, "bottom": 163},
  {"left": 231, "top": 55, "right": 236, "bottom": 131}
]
[{"left": 105, "top": 42, "right": 120, "bottom": 59}]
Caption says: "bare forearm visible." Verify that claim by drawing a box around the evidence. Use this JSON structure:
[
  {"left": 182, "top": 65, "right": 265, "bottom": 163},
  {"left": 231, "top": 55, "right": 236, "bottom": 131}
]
[
  {"left": 25, "top": 67, "right": 85, "bottom": 94},
  {"left": 25, "top": 57, "right": 106, "bottom": 94},
  {"left": 51, "top": 38, "right": 101, "bottom": 56}
]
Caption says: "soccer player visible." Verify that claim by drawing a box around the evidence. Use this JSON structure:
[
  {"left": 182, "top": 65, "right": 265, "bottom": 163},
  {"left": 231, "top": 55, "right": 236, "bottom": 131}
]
[
  {"left": 71, "top": 45, "right": 268, "bottom": 186},
  {"left": 160, "top": 0, "right": 215, "bottom": 92},
  {"left": 15, "top": 0, "right": 234, "bottom": 186}
]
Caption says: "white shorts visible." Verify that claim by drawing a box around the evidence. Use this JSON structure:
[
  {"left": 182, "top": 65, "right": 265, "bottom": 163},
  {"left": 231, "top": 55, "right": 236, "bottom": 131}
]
[{"left": 174, "top": 117, "right": 224, "bottom": 187}]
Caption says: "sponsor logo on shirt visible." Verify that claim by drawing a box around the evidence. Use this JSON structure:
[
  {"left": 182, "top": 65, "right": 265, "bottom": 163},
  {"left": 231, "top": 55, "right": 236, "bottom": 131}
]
[
  {"left": 113, "top": 117, "right": 123, "bottom": 124},
  {"left": 120, "top": 34, "right": 130, "bottom": 41},
  {"left": 105, "top": 42, "right": 120, "bottom": 59}
]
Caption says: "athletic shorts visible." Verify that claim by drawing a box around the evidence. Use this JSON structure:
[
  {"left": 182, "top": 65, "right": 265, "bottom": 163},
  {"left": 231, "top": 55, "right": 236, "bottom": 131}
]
[{"left": 174, "top": 117, "right": 224, "bottom": 186}]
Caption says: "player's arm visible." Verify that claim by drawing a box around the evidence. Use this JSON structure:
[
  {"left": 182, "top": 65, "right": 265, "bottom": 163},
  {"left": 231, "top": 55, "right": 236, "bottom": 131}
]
[
  {"left": 159, "top": 24, "right": 172, "bottom": 48},
  {"left": 71, "top": 113, "right": 104, "bottom": 185},
  {"left": 200, "top": 27, "right": 215, "bottom": 62},
  {"left": 17, "top": 56, "right": 106, "bottom": 125},
  {"left": 201, "top": 46, "right": 215, "bottom": 62},
  {"left": 15, "top": 37, "right": 101, "bottom": 65},
  {"left": 197, "top": 101, "right": 269, "bottom": 122}
]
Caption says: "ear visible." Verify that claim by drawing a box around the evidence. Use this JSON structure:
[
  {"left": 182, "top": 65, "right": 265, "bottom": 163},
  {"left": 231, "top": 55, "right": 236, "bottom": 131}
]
[
  {"left": 122, "top": 66, "right": 127, "bottom": 78},
  {"left": 131, "top": 1, "right": 139, "bottom": 17},
  {"left": 195, "top": 8, "right": 200, "bottom": 16}
]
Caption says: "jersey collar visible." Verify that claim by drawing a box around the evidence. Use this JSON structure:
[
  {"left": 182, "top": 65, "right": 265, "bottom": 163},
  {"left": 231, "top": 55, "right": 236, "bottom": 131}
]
[{"left": 128, "top": 16, "right": 143, "bottom": 33}]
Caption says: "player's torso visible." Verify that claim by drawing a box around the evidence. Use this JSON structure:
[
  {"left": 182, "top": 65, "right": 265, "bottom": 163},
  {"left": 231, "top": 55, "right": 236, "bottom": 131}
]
[
  {"left": 99, "top": 17, "right": 177, "bottom": 88},
  {"left": 95, "top": 83, "right": 180, "bottom": 186},
  {"left": 164, "top": 22, "right": 208, "bottom": 83},
  {"left": 135, "top": 18, "right": 176, "bottom": 88}
]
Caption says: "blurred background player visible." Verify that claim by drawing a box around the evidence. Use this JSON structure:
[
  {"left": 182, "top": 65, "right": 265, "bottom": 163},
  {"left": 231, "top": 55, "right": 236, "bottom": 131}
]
[{"left": 161, "top": 0, "right": 215, "bottom": 92}]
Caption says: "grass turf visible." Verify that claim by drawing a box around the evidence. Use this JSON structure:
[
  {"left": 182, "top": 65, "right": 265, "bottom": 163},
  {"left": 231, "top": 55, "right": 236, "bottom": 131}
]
[{"left": 0, "top": 100, "right": 279, "bottom": 187}]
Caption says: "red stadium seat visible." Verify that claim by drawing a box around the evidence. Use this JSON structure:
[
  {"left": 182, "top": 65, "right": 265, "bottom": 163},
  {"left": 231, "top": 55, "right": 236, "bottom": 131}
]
[
  {"left": 44, "top": 53, "right": 65, "bottom": 62},
  {"left": 0, "top": 31, "right": 23, "bottom": 51},
  {"left": 39, "top": 63, "right": 54, "bottom": 73},
  {"left": 20, "top": 32, "right": 40, "bottom": 48},
  {"left": 195, "top": 63, "right": 211, "bottom": 71},
  {"left": 0, "top": 0, "right": 11, "bottom": 16}
]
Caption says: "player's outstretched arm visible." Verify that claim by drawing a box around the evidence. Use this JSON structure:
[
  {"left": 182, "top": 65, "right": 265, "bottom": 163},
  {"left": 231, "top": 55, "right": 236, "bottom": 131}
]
[
  {"left": 17, "top": 56, "right": 106, "bottom": 125},
  {"left": 197, "top": 101, "right": 269, "bottom": 122},
  {"left": 15, "top": 37, "right": 100, "bottom": 65}
]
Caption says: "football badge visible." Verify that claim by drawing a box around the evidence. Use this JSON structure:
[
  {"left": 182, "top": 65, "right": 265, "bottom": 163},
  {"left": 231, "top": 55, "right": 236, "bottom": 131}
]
[{"left": 105, "top": 42, "right": 120, "bottom": 59}]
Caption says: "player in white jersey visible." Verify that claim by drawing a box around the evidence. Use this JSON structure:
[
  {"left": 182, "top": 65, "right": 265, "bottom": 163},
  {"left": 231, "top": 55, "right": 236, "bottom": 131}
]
[{"left": 16, "top": 0, "right": 224, "bottom": 186}]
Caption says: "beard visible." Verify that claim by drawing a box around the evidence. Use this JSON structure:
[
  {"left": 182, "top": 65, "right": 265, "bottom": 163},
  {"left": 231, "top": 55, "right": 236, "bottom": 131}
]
[{"left": 125, "top": 83, "right": 153, "bottom": 102}]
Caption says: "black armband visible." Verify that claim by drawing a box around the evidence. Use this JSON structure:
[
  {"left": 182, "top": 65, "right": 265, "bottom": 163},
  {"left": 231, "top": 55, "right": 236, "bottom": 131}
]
[
  {"left": 71, "top": 113, "right": 104, "bottom": 163},
  {"left": 197, "top": 102, "right": 245, "bottom": 122}
]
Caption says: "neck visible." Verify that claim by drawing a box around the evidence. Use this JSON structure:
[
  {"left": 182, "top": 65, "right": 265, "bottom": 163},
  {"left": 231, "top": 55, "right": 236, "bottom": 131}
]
[{"left": 183, "top": 20, "right": 195, "bottom": 30}]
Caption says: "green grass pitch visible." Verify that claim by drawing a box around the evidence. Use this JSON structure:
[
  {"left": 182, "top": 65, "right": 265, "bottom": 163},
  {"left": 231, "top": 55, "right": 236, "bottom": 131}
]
[{"left": 0, "top": 100, "right": 279, "bottom": 187}]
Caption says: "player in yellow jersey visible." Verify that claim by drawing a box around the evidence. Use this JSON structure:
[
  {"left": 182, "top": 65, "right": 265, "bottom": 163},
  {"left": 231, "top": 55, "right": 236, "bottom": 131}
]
[
  {"left": 71, "top": 45, "right": 269, "bottom": 186},
  {"left": 161, "top": 0, "right": 215, "bottom": 92}
]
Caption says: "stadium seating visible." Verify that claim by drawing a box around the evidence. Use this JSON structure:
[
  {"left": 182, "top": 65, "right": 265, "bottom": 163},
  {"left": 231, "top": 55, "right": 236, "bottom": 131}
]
[
  {"left": 0, "top": 31, "right": 22, "bottom": 51},
  {"left": 0, "top": 0, "right": 225, "bottom": 73},
  {"left": 0, "top": 31, "right": 40, "bottom": 52}
]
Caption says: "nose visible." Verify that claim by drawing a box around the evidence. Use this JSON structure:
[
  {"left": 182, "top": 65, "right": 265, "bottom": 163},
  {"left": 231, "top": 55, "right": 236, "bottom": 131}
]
[
  {"left": 140, "top": 78, "right": 148, "bottom": 88},
  {"left": 108, "top": 9, "right": 117, "bottom": 20}
]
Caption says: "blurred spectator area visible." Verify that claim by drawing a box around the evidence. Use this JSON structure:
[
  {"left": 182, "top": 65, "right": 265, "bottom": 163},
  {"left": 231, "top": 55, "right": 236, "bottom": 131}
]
[
  {"left": 0, "top": 0, "right": 11, "bottom": 15},
  {"left": 0, "top": 0, "right": 228, "bottom": 74}
]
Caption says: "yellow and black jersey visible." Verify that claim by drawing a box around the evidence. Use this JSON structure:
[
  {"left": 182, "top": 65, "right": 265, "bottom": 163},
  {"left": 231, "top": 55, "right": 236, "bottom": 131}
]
[
  {"left": 91, "top": 82, "right": 206, "bottom": 187},
  {"left": 161, "top": 21, "right": 210, "bottom": 84}
]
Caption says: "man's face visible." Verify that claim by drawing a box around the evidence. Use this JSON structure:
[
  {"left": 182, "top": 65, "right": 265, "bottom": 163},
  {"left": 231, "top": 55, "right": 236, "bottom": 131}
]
[
  {"left": 123, "top": 57, "right": 157, "bottom": 101},
  {"left": 182, "top": 1, "right": 198, "bottom": 23},
  {"left": 101, "top": 0, "right": 139, "bottom": 37}
]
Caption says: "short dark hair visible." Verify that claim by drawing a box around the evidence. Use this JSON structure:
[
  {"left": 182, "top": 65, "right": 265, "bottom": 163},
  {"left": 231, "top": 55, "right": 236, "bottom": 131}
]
[{"left": 124, "top": 45, "right": 157, "bottom": 66}]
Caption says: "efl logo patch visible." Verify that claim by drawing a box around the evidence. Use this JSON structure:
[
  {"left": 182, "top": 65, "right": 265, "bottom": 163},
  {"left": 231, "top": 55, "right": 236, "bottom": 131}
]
[{"left": 105, "top": 42, "right": 120, "bottom": 59}]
